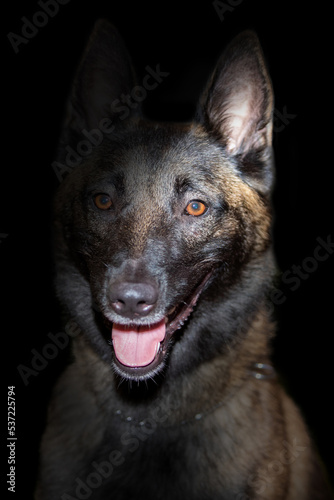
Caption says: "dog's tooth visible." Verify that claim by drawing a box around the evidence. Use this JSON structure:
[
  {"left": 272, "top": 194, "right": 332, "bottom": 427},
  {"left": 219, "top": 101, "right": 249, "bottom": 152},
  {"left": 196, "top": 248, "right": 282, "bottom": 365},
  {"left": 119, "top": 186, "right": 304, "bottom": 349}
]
[{"left": 167, "top": 306, "right": 177, "bottom": 316}]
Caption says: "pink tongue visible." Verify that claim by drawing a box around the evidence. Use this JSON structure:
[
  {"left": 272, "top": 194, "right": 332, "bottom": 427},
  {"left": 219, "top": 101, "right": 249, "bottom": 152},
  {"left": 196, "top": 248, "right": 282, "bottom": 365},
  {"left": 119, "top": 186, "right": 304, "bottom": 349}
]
[{"left": 112, "top": 319, "right": 166, "bottom": 367}]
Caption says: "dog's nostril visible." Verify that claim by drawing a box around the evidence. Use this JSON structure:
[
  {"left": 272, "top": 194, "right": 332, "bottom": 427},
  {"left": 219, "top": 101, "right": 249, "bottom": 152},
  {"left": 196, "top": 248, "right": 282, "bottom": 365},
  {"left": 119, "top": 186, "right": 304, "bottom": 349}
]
[
  {"left": 111, "top": 300, "right": 125, "bottom": 313},
  {"left": 109, "top": 282, "right": 158, "bottom": 319}
]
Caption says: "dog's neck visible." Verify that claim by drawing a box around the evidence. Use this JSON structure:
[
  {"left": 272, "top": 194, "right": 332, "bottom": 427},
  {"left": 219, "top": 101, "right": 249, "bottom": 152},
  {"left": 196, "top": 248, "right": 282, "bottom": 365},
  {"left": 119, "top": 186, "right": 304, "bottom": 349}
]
[{"left": 105, "top": 361, "right": 276, "bottom": 428}]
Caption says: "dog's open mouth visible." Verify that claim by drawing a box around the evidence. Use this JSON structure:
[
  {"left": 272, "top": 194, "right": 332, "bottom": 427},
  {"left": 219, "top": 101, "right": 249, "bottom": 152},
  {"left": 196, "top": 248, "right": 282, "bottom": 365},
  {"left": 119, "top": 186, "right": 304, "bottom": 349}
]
[
  {"left": 107, "top": 271, "right": 213, "bottom": 380},
  {"left": 111, "top": 319, "right": 166, "bottom": 369}
]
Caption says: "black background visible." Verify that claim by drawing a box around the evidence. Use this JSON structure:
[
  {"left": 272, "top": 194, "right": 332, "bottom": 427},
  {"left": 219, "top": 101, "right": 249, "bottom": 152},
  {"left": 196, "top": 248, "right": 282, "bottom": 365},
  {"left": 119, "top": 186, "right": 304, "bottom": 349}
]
[{"left": 2, "top": 1, "right": 333, "bottom": 498}]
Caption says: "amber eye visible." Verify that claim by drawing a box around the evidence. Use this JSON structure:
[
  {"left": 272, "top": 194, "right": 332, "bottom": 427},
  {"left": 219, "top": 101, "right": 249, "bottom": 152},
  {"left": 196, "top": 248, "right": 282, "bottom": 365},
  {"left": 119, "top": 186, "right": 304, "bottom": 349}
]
[
  {"left": 185, "top": 200, "right": 207, "bottom": 217},
  {"left": 93, "top": 193, "right": 113, "bottom": 210}
]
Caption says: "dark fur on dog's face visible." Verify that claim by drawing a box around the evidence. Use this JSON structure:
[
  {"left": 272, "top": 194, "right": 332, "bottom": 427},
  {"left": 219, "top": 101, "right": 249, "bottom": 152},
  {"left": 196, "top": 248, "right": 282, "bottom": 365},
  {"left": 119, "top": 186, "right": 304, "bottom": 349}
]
[{"left": 54, "top": 23, "right": 274, "bottom": 382}]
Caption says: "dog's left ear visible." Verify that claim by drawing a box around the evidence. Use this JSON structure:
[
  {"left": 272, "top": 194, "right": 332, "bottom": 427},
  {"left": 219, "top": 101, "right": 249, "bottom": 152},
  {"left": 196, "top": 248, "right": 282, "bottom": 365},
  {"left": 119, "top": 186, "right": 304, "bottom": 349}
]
[{"left": 198, "top": 31, "right": 274, "bottom": 192}]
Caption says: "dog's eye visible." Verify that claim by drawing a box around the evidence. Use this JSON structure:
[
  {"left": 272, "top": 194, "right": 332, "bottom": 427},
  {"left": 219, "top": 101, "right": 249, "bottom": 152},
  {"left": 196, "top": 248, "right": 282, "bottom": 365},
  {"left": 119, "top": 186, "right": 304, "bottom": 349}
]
[
  {"left": 185, "top": 200, "right": 207, "bottom": 217},
  {"left": 93, "top": 193, "right": 113, "bottom": 210}
]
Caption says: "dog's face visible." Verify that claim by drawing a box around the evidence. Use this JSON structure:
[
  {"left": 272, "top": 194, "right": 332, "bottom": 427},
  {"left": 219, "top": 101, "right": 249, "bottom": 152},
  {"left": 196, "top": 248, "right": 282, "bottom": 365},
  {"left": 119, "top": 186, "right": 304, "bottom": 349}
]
[{"left": 54, "top": 22, "right": 274, "bottom": 381}]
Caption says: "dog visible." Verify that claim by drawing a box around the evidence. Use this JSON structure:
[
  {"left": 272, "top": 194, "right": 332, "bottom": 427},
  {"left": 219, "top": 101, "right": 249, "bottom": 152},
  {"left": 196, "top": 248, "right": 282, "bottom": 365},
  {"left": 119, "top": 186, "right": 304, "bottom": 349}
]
[{"left": 35, "top": 20, "right": 332, "bottom": 499}]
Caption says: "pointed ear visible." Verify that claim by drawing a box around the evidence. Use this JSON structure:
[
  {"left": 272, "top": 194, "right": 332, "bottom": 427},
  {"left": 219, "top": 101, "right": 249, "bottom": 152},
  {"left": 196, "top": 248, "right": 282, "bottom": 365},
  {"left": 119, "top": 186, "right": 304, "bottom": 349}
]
[
  {"left": 64, "top": 19, "right": 137, "bottom": 136},
  {"left": 198, "top": 31, "right": 274, "bottom": 192}
]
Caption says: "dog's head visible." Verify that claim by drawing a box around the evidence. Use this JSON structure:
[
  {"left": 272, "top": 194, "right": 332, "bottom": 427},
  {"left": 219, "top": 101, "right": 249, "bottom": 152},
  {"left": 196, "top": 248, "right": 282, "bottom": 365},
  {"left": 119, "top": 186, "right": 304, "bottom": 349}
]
[{"left": 54, "top": 21, "right": 274, "bottom": 381}]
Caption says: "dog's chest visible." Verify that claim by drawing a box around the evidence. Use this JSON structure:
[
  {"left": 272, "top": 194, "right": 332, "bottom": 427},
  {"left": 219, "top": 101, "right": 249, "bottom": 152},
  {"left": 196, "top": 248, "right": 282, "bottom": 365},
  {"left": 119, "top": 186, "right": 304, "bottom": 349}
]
[{"left": 86, "top": 415, "right": 243, "bottom": 500}]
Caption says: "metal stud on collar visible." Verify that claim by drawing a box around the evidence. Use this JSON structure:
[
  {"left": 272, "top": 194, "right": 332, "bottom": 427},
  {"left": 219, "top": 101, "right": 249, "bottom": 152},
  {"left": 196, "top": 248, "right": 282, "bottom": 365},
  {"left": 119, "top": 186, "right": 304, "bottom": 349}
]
[{"left": 249, "top": 362, "right": 276, "bottom": 380}]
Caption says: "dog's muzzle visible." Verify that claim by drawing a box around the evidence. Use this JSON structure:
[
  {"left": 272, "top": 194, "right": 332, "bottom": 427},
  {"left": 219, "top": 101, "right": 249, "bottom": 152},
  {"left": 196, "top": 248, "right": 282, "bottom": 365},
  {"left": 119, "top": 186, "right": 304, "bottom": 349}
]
[{"left": 103, "top": 271, "right": 214, "bottom": 381}]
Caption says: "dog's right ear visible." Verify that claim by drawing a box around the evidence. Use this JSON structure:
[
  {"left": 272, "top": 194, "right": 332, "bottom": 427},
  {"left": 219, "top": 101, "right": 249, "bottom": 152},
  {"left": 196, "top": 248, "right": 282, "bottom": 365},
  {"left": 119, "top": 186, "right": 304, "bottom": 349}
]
[
  {"left": 62, "top": 20, "right": 137, "bottom": 140},
  {"left": 198, "top": 31, "right": 274, "bottom": 194}
]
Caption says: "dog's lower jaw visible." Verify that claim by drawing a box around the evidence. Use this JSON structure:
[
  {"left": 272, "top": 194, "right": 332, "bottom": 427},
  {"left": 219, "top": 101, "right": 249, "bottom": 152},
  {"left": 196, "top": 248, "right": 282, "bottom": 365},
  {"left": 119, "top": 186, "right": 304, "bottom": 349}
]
[{"left": 112, "top": 346, "right": 168, "bottom": 382}]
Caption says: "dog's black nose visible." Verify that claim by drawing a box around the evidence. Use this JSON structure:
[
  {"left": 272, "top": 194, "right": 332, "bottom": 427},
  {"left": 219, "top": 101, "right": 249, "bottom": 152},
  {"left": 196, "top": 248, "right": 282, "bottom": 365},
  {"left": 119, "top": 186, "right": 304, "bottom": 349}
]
[{"left": 109, "top": 282, "right": 158, "bottom": 319}]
